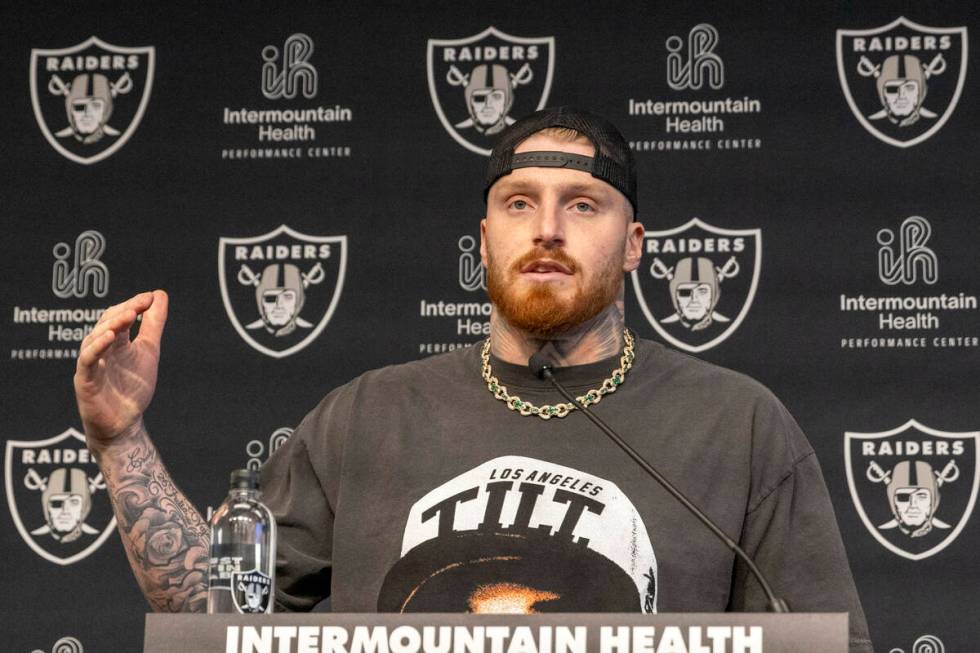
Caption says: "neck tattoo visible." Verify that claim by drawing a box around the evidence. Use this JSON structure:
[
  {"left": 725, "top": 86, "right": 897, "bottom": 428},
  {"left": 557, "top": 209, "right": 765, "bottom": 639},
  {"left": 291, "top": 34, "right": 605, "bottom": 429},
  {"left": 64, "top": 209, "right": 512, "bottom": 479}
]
[{"left": 480, "top": 329, "right": 635, "bottom": 419}]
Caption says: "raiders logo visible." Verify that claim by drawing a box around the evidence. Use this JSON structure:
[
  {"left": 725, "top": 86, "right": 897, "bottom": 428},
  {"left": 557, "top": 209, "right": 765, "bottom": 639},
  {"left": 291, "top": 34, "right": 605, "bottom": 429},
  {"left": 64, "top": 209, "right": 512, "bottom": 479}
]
[
  {"left": 836, "top": 17, "right": 967, "bottom": 148},
  {"left": 427, "top": 26, "right": 555, "bottom": 156},
  {"left": 219, "top": 225, "right": 347, "bottom": 358},
  {"left": 4, "top": 428, "right": 116, "bottom": 565},
  {"left": 630, "top": 218, "right": 761, "bottom": 353},
  {"left": 845, "top": 420, "right": 978, "bottom": 560},
  {"left": 30, "top": 36, "right": 155, "bottom": 164},
  {"left": 231, "top": 569, "right": 273, "bottom": 614}
]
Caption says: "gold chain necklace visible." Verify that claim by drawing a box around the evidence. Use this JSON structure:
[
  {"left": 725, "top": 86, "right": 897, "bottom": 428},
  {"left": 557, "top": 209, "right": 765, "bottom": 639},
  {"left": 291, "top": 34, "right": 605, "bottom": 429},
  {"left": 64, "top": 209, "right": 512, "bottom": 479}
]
[{"left": 480, "top": 329, "right": 635, "bottom": 420}]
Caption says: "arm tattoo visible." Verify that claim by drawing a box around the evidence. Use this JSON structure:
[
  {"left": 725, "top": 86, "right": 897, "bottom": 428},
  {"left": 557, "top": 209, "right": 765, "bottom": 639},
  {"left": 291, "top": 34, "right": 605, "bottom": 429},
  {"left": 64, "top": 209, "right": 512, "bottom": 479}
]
[{"left": 97, "top": 428, "right": 209, "bottom": 613}]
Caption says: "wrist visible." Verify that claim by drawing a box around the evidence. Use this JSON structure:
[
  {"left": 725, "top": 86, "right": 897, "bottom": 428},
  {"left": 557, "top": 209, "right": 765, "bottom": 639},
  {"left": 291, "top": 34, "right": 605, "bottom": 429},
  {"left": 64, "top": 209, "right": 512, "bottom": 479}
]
[{"left": 87, "top": 418, "right": 147, "bottom": 460}]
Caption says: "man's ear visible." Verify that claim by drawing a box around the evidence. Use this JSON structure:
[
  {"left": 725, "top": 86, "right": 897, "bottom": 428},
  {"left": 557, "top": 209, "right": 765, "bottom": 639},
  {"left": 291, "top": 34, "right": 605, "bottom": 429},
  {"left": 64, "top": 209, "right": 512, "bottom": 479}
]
[
  {"left": 623, "top": 220, "right": 645, "bottom": 272},
  {"left": 479, "top": 218, "right": 489, "bottom": 267}
]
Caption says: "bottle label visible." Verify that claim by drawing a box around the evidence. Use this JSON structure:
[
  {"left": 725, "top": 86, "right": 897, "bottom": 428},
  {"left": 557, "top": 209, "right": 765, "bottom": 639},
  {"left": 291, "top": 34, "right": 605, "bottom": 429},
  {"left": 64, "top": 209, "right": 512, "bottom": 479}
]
[
  {"left": 208, "top": 544, "right": 252, "bottom": 590},
  {"left": 230, "top": 569, "right": 273, "bottom": 614}
]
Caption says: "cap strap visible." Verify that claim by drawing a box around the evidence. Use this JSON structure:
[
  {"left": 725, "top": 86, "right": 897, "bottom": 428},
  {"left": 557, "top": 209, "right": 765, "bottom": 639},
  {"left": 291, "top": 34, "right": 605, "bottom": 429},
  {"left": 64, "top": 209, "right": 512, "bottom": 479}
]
[{"left": 510, "top": 151, "right": 595, "bottom": 173}]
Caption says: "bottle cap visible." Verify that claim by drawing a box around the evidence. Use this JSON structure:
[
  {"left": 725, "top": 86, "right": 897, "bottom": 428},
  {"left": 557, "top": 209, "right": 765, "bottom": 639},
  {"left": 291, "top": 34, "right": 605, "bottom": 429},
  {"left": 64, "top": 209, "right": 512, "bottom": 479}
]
[{"left": 229, "top": 468, "right": 260, "bottom": 490}]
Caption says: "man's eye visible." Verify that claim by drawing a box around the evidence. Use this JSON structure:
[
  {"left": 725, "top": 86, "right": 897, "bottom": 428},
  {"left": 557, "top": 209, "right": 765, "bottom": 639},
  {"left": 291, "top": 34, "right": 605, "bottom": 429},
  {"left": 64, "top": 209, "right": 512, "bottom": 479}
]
[
  {"left": 574, "top": 202, "right": 595, "bottom": 213},
  {"left": 511, "top": 199, "right": 528, "bottom": 210}
]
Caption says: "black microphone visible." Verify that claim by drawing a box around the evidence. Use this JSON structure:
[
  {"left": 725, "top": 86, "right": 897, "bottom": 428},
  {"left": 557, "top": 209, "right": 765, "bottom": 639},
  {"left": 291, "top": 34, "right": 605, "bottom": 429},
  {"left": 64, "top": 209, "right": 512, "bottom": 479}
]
[{"left": 528, "top": 352, "right": 790, "bottom": 613}]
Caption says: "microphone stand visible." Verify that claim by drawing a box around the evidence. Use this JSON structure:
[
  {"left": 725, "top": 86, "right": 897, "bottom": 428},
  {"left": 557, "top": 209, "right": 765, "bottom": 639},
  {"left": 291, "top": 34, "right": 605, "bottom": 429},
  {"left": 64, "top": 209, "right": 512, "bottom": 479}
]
[{"left": 533, "top": 358, "right": 790, "bottom": 613}]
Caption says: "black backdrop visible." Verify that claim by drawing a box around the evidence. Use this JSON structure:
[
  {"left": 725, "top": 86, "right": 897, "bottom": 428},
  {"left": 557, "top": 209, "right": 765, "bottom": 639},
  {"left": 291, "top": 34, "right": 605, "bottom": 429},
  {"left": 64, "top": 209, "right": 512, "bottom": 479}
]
[{"left": 2, "top": 2, "right": 978, "bottom": 652}]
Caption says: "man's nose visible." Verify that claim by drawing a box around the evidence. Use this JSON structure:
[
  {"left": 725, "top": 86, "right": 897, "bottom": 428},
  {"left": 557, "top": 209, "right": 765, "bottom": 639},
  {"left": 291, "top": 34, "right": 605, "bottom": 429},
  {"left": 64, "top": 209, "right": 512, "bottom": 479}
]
[{"left": 532, "top": 199, "right": 565, "bottom": 249}]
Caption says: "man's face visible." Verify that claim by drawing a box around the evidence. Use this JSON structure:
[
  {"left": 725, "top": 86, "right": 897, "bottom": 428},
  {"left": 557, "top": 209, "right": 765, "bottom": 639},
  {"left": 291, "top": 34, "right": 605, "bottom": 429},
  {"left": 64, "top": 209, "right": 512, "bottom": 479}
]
[
  {"left": 883, "top": 79, "right": 920, "bottom": 117},
  {"left": 262, "top": 288, "right": 298, "bottom": 326},
  {"left": 676, "top": 282, "right": 713, "bottom": 321},
  {"left": 482, "top": 132, "right": 644, "bottom": 337},
  {"left": 70, "top": 97, "right": 106, "bottom": 134},
  {"left": 47, "top": 493, "right": 84, "bottom": 532},
  {"left": 471, "top": 88, "right": 508, "bottom": 126},
  {"left": 894, "top": 487, "right": 932, "bottom": 527}
]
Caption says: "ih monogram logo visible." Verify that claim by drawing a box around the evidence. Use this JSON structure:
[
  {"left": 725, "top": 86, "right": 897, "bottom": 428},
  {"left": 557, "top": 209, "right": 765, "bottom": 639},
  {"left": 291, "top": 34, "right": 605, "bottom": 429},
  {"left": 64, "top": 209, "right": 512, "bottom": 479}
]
[
  {"left": 52, "top": 230, "right": 109, "bottom": 299},
  {"left": 667, "top": 24, "right": 724, "bottom": 90},
  {"left": 877, "top": 216, "right": 938, "bottom": 286},
  {"left": 458, "top": 235, "right": 486, "bottom": 292},
  {"left": 261, "top": 33, "right": 317, "bottom": 100}
]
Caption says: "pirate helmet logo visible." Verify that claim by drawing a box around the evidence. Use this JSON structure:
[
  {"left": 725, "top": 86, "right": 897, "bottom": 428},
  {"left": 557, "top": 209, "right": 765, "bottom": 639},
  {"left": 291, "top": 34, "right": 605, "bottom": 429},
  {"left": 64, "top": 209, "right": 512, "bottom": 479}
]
[
  {"left": 30, "top": 36, "right": 155, "bottom": 164},
  {"left": 4, "top": 428, "right": 116, "bottom": 565},
  {"left": 631, "top": 218, "right": 761, "bottom": 353},
  {"left": 219, "top": 225, "right": 347, "bottom": 358},
  {"left": 428, "top": 26, "right": 555, "bottom": 155},
  {"left": 845, "top": 420, "right": 979, "bottom": 560},
  {"left": 231, "top": 569, "right": 273, "bottom": 614},
  {"left": 836, "top": 17, "right": 967, "bottom": 147}
]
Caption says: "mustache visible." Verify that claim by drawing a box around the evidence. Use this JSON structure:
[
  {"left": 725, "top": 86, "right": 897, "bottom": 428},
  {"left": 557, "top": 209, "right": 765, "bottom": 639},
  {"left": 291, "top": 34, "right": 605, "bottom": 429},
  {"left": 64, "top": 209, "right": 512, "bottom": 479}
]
[{"left": 509, "top": 247, "right": 579, "bottom": 274}]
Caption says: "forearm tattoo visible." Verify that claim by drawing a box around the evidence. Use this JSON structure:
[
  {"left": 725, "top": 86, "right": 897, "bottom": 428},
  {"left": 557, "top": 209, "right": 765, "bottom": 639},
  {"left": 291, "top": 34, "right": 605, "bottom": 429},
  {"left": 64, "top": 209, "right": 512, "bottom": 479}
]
[{"left": 98, "top": 429, "right": 209, "bottom": 613}]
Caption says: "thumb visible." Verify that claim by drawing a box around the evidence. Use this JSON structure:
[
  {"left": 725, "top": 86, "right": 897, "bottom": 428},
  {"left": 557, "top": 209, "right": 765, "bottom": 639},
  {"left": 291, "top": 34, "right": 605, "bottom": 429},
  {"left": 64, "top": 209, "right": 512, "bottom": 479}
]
[{"left": 136, "top": 289, "right": 169, "bottom": 346}]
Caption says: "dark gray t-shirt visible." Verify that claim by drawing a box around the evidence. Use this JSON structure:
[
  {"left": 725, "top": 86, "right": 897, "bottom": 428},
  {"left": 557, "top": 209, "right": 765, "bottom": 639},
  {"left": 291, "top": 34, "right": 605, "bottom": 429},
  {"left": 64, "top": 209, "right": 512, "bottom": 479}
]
[{"left": 262, "top": 338, "right": 873, "bottom": 652}]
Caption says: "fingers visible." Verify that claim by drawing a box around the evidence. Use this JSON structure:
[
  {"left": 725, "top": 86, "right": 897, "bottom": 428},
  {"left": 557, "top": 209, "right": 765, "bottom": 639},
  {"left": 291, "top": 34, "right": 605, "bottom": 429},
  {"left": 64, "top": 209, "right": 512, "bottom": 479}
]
[
  {"left": 94, "top": 291, "right": 155, "bottom": 329},
  {"left": 136, "top": 290, "right": 169, "bottom": 345},
  {"left": 77, "top": 309, "right": 137, "bottom": 373},
  {"left": 76, "top": 328, "right": 116, "bottom": 375},
  {"left": 76, "top": 291, "right": 161, "bottom": 378}
]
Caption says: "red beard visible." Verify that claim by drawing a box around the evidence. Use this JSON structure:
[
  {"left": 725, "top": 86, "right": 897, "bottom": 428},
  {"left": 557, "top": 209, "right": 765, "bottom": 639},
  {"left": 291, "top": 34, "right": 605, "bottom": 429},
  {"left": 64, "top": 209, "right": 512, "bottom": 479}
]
[{"left": 487, "top": 246, "right": 622, "bottom": 338}]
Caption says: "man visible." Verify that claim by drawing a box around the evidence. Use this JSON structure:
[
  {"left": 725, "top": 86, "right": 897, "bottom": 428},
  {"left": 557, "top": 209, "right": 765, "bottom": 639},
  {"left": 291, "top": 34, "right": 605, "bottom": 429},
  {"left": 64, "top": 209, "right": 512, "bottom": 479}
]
[{"left": 74, "top": 107, "right": 873, "bottom": 650}]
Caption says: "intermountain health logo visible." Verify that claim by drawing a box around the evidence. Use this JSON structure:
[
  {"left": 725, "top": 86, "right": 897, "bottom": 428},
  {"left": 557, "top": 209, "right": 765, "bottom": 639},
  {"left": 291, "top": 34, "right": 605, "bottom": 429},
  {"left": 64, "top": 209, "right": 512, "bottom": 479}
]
[
  {"left": 417, "top": 234, "right": 490, "bottom": 356},
  {"left": 221, "top": 33, "right": 353, "bottom": 161},
  {"left": 630, "top": 218, "right": 761, "bottom": 353},
  {"left": 845, "top": 420, "right": 978, "bottom": 560},
  {"left": 31, "top": 36, "right": 154, "bottom": 164},
  {"left": 628, "top": 24, "right": 763, "bottom": 154},
  {"left": 219, "top": 225, "right": 347, "bottom": 358},
  {"left": 4, "top": 428, "right": 116, "bottom": 565},
  {"left": 10, "top": 230, "right": 109, "bottom": 362},
  {"left": 839, "top": 216, "right": 978, "bottom": 351},
  {"left": 837, "top": 17, "right": 967, "bottom": 147},
  {"left": 428, "top": 27, "right": 555, "bottom": 155}
]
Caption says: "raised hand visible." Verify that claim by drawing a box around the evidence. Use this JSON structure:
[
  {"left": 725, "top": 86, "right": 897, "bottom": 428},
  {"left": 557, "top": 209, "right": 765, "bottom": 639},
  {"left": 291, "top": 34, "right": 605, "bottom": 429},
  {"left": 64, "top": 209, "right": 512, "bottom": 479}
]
[{"left": 74, "top": 290, "right": 168, "bottom": 448}]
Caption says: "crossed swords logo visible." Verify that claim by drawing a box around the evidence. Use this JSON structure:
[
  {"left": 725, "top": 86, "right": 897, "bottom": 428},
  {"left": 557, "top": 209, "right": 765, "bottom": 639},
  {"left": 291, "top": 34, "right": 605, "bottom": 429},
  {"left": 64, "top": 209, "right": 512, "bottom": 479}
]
[
  {"left": 47, "top": 72, "right": 133, "bottom": 138},
  {"left": 23, "top": 467, "right": 105, "bottom": 537},
  {"left": 446, "top": 63, "right": 533, "bottom": 130},
  {"left": 866, "top": 459, "right": 959, "bottom": 530},
  {"left": 236, "top": 262, "right": 325, "bottom": 330},
  {"left": 650, "top": 255, "right": 740, "bottom": 324},
  {"left": 857, "top": 53, "right": 946, "bottom": 120}
]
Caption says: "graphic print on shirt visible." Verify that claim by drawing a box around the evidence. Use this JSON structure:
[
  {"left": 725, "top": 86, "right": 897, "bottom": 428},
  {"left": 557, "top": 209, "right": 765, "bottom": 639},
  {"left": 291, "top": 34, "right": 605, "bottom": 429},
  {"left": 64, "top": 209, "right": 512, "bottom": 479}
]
[{"left": 377, "top": 456, "right": 657, "bottom": 613}]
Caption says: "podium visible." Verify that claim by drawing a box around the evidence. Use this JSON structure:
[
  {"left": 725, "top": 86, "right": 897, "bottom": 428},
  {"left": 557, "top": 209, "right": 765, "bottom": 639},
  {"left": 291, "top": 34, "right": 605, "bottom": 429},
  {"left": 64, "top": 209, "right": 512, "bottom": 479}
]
[{"left": 144, "top": 613, "right": 847, "bottom": 653}]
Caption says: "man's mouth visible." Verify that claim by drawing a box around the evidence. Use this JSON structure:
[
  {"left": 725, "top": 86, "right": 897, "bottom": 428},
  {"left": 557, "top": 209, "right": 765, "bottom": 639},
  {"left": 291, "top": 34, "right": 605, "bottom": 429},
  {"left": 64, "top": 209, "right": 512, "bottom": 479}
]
[{"left": 521, "top": 259, "right": 573, "bottom": 276}]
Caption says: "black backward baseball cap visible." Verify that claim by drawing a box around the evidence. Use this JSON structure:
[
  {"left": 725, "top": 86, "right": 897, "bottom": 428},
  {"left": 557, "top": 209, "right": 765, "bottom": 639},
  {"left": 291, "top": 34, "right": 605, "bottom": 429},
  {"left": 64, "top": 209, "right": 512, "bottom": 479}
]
[{"left": 483, "top": 106, "right": 638, "bottom": 217}]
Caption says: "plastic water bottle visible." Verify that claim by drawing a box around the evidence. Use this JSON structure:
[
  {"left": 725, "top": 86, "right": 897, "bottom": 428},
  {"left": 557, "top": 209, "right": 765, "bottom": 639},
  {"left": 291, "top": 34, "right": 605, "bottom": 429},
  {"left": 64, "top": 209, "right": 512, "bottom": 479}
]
[{"left": 207, "top": 469, "right": 277, "bottom": 614}]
